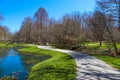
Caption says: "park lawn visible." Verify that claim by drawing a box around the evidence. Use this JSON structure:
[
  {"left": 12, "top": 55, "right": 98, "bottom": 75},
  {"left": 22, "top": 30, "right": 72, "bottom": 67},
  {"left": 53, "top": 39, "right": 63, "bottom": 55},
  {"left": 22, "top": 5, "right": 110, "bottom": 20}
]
[
  {"left": 0, "top": 43, "right": 29, "bottom": 48},
  {"left": 92, "top": 54, "right": 120, "bottom": 70},
  {"left": 0, "top": 43, "right": 14, "bottom": 48},
  {"left": 85, "top": 42, "right": 120, "bottom": 49},
  {"left": 85, "top": 42, "right": 108, "bottom": 49},
  {"left": 85, "top": 42, "right": 120, "bottom": 53},
  {"left": 19, "top": 46, "right": 76, "bottom": 80},
  {"left": 117, "top": 44, "right": 120, "bottom": 48}
]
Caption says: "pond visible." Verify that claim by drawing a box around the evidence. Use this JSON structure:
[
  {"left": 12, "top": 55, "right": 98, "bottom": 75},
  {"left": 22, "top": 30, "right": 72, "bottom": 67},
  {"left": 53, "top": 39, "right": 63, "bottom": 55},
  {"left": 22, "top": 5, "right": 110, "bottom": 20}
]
[{"left": 0, "top": 48, "right": 50, "bottom": 80}]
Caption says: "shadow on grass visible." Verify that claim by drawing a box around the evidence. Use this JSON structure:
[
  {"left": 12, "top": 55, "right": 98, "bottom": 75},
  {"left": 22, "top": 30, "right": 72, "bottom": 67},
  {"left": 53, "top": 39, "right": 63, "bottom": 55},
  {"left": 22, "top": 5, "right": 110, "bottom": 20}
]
[
  {"left": 28, "top": 53, "right": 76, "bottom": 80},
  {"left": 28, "top": 64, "right": 76, "bottom": 80}
]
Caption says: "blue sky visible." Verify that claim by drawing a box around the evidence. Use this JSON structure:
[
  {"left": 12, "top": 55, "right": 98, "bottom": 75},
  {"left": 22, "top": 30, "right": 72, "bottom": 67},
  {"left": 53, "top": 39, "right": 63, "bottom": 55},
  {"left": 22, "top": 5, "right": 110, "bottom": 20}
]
[{"left": 0, "top": 0, "right": 96, "bottom": 32}]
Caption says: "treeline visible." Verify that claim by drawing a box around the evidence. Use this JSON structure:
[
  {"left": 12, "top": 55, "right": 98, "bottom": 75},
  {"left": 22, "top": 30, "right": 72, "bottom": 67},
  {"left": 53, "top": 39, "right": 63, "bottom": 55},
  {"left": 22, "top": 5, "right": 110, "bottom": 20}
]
[
  {"left": 12, "top": 0, "right": 120, "bottom": 55},
  {"left": 0, "top": 26, "right": 11, "bottom": 42},
  {"left": 0, "top": 15, "right": 11, "bottom": 42}
]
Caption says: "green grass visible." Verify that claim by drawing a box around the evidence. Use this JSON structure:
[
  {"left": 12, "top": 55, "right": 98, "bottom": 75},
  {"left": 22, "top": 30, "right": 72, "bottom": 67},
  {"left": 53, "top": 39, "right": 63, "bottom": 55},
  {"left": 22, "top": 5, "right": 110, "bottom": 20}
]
[
  {"left": 85, "top": 42, "right": 120, "bottom": 49},
  {"left": 19, "top": 46, "right": 76, "bottom": 80},
  {"left": 92, "top": 54, "right": 120, "bottom": 70},
  {"left": 117, "top": 44, "right": 120, "bottom": 48},
  {"left": 0, "top": 43, "right": 29, "bottom": 48},
  {"left": 85, "top": 42, "right": 108, "bottom": 49},
  {"left": 0, "top": 43, "right": 13, "bottom": 48},
  {"left": 84, "top": 42, "right": 120, "bottom": 54}
]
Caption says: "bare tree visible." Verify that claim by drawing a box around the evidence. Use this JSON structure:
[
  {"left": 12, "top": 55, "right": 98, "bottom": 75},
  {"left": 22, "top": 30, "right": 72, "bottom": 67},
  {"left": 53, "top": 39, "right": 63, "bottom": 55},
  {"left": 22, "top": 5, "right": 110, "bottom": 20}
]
[
  {"left": 0, "top": 26, "right": 11, "bottom": 42},
  {"left": 97, "top": 0, "right": 120, "bottom": 31},
  {"left": 96, "top": 0, "right": 119, "bottom": 55},
  {"left": 105, "top": 14, "right": 119, "bottom": 56},
  {"left": 12, "top": 32, "right": 21, "bottom": 42},
  {"left": 34, "top": 7, "right": 48, "bottom": 44},
  {"left": 60, "top": 13, "right": 81, "bottom": 48},
  {"left": 80, "top": 12, "right": 93, "bottom": 42},
  {"left": 18, "top": 17, "right": 33, "bottom": 43},
  {"left": 89, "top": 11, "right": 106, "bottom": 46}
]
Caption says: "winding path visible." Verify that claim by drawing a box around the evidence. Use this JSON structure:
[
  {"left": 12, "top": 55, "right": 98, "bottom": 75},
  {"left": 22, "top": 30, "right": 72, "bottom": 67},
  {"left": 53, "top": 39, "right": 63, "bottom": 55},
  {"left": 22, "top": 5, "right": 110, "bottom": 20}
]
[{"left": 38, "top": 45, "right": 120, "bottom": 80}]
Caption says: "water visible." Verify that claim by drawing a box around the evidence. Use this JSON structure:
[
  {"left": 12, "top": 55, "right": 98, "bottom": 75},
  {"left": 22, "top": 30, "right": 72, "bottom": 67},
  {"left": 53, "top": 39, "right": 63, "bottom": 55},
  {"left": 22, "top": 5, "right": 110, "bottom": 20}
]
[{"left": 0, "top": 48, "right": 50, "bottom": 80}]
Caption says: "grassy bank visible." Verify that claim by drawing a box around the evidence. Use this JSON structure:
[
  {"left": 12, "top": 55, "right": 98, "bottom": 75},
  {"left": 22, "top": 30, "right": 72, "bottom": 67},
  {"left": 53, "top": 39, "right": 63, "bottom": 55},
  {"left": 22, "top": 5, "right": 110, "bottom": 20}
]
[
  {"left": 19, "top": 46, "right": 76, "bottom": 80},
  {"left": 0, "top": 43, "right": 14, "bottom": 48},
  {"left": 0, "top": 43, "right": 29, "bottom": 48}
]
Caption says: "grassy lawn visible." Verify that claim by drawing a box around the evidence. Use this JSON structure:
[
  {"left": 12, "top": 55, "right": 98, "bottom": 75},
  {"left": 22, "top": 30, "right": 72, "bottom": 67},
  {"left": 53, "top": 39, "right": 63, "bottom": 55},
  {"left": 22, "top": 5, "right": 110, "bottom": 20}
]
[
  {"left": 0, "top": 43, "right": 14, "bottom": 48},
  {"left": 19, "top": 46, "right": 76, "bottom": 80},
  {"left": 84, "top": 42, "right": 117, "bottom": 54},
  {"left": 0, "top": 42, "right": 29, "bottom": 48},
  {"left": 85, "top": 42, "right": 120, "bottom": 49}
]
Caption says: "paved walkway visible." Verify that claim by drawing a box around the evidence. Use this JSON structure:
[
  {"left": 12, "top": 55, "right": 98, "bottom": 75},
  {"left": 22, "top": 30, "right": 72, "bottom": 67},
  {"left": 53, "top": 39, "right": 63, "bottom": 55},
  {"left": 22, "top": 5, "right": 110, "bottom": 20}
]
[{"left": 38, "top": 45, "right": 120, "bottom": 80}]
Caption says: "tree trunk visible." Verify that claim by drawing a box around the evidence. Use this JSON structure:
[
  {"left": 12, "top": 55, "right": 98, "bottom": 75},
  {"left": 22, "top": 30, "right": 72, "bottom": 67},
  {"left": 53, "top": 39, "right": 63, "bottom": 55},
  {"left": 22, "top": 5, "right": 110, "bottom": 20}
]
[
  {"left": 112, "top": 39, "right": 118, "bottom": 56},
  {"left": 99, "top": 39, "right": 102, "bottom": 47},
  {"left": 105, "top": 26, "right": 118, "bottom": 56}
]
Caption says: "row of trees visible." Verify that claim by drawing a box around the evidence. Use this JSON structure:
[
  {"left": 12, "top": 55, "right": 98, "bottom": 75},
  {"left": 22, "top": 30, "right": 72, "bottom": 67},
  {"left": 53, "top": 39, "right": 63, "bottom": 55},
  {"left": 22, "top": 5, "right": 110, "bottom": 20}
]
[
  {"left": 13, "top": 8, "right": 85, "bottom": 47},
  {"left": 0, "top": 26, "right": 11, "bottom": 41},
  {"left": 0, "top": 14, "right": 11, "bottom": 42},
  {"left": 13, "top": 0, "right": 120, "bottom": 55}
]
